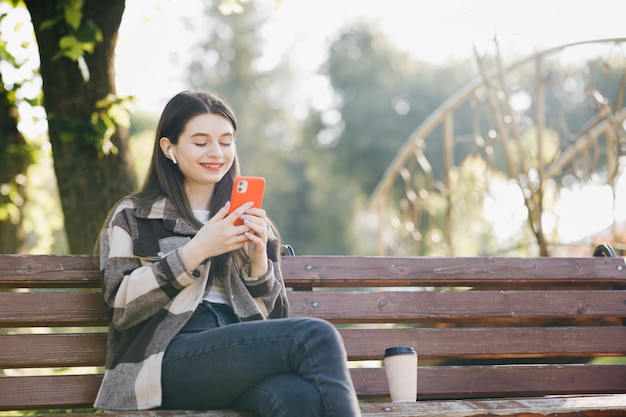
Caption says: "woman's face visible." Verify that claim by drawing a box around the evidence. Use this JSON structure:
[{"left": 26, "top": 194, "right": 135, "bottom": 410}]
[{"left": 167, "top": 113, "right": 236, "bottom": 195}]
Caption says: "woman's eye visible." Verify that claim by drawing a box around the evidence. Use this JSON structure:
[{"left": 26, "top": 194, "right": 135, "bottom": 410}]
[{"left": 220, "top": 141, "right": 232, "bottom": 146}]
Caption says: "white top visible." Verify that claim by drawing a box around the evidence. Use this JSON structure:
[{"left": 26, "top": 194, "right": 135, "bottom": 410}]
[{"left": 192, "top": 209, "right": 231, "bottom": 306}]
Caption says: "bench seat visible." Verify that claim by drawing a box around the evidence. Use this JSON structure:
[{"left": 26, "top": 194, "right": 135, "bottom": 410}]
[{"left": 1, "top": 253, "right": 625, "bottom": 416}]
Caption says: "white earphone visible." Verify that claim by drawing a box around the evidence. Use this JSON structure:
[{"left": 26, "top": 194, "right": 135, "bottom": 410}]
[{"left": 168, "top": 149, "right": 178, "bottom": 165}]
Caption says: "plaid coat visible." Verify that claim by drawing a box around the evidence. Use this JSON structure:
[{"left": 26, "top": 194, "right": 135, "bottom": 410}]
[{"left": 94, "top": 197, "right": 289, "bottom": 411}]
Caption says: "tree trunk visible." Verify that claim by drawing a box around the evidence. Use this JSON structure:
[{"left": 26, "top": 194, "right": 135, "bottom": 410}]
[{"left": 25, "top": 0, "right": 136, "bottom": 253}]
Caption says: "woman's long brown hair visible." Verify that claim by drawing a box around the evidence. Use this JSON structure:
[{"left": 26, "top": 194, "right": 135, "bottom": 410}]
[{"left": 136, "top": 90, "right": 242, "bottom": 277}]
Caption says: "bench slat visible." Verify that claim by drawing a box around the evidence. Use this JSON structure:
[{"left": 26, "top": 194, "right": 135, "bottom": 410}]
[
  {"left": 2, "top": 255, "right": 626, "bottom": 288},
  {"left": 4, "top": 327, "right": 625, "bottom": 369},
  {"left": 281, "top": 256, "right": 626, "bottom": 287},
  {"left": 0, "top": 334, "right": 107, "bottom": 368},
  {"left": 5, "top": 395, "right": 626, "bottom": 417},
  {"left": 3, "top": 397, "right": 626, "bottom": 417},
  {"left": 351, "top": 365, "right": 626, "bottom": 399},
  {"left": 2, "top": 365, "right": 625, "bottom": 410},
  {"left": 339, "top": 326, "right": 626, "bottom": 360},
  {"left": 3, "top": 290, "right": 625, "bottom": 327},
  {"left": 356, "top": 394, "right": 626, "bottom": 417},
  {"left": 3, "top": 326, "right": 625, "bottom": 369},
  {"left": 0, "top": 254, "right": 100, "bottom": 288},
  {"left": 42, "top": 412, "right": 251, "bottom": 417},
  {"left": 0, "top": 292, "right": 107, "bottom": 327},
  {"left": 0, "top": 374, "right": 102, "bottom": 410},
  {"left": 288, "top": 290, "right": 626, "bottom": 323}
]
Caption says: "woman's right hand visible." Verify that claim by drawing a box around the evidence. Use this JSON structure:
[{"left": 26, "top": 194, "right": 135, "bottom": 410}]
[{"left": 180, "top": 201, "right": 253, "bottom": 271}]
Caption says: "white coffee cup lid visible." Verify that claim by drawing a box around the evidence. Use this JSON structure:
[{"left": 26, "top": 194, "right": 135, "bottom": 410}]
[{"left": 384, "top": 346, "right": 417, "bottom": 357}]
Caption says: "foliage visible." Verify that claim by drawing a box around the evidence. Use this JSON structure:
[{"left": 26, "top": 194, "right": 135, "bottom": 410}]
[
  {"left": 40, "top": 0, "right": 102, "bottom": 79},
  {"left": 3, "top": 0, "right": 625, "bottom": 257},
  {"left": 23, "top": 0, "right": 137, "bottom": 253},
  {"left": 128, "top": 127, "right": 156, "bottom": 187},
  {"left": 185, "top": 0, "right": 351, "bottom": 254},
  {"left": 0, "top": 0, "right": 134, "bottom": 254},
  {"left": 0, "top": 0, "right": 44, "bottom": 252},
  {"left": 187, "top": 15, "right": 481, "bottom": 254},
  {"left": 322, "top": 22, "right": 472, "bottom": 196},
  {"left": 369, "top": 40, "right": 626, "bottom": 256},
  {"left": 13, "top": 0, "right": 132, "bottom": 157},
  {"left": 21, "top": 135, "right": 67, "bottom": 253},
  {"left": 57, "top": 94, "right": 133, "bottom": 157},
  {"left": 305, "top": 23, "right": 474, "bottom": 254}
]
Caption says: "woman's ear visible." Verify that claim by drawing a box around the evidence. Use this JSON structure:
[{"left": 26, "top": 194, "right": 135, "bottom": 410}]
[{"left": 159, "top": 137, "right": 177, "bottom": 164}]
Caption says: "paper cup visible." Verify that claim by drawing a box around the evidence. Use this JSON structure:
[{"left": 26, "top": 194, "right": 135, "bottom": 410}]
[{"left": 383, "top": 346, "right": 417, "bottom": 403}]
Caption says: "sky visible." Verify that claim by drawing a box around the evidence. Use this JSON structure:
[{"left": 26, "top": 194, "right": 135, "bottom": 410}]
[{"left": 115, "top": 0, "right": 626, "bottom": 112}]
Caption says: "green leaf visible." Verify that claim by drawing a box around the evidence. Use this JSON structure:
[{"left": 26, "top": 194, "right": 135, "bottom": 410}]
[
  {"left": 63, "top": 0, "right": 83, "bottom": 30},
  {"left": 39, "top": 18, "right": 59, "bottom": 31},
  {"left": 108, "top": 103, "right": 130, "bottom": 128},
  {"left": 58, "top": 35, "right": 84, "bottom": 61},
  {"left": 76, "top": 19, "right": 102, "bottom": 43}
]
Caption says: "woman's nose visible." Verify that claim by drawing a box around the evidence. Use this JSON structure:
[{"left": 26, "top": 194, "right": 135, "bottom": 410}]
[{"left": 206, "top": 142, "right": 222, "bottom": 157}]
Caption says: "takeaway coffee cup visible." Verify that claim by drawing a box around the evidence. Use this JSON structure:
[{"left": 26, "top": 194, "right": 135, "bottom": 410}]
[{"left": 383, "top": 346, "right": 417, "bottom": 403}]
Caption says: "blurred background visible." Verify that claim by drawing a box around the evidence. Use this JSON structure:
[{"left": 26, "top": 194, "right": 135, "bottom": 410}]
[{"left": 1, "top": 0, "right": 626, "bottom": 256}]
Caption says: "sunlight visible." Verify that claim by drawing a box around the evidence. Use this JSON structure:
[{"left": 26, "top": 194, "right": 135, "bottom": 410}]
[
  {"left": 483, "top": 180, "right": 527, "bottom": 240},
  {"left": 117, "top": 0, "right": 626, "bottom": 111},
  {"left": 555, "top": 181, "right": 620, "bottom": 242}
]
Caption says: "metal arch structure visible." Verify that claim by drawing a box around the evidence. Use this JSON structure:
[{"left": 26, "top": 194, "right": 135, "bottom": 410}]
[{"left": 368, "top": 38, "right": 626, "bottom": 257}]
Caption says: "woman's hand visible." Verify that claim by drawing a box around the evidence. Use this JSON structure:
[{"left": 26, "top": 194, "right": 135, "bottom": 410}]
[
  {"left": 240, "top": 206, "right": 269, "bottom": 277},
  {"left": 181, "top": 201, "right": 264, "bottom": 272},
  {"left": 181, "top": 203, "right": 250, "bottom": 270}
]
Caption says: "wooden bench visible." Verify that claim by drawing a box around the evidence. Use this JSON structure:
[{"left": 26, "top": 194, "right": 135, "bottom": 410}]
[{"left": 2, "top": 248, "right": 626, "bottom": 416}]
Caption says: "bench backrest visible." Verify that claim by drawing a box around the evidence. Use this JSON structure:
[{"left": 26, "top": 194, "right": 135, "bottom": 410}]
[{"left": 1, "top": 254, "right": 626, "bottom": 411}]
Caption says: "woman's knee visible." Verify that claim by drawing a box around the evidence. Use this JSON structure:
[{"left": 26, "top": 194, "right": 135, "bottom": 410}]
[{"left": 297, "top": 317, "right": 346, "bottom": 356}]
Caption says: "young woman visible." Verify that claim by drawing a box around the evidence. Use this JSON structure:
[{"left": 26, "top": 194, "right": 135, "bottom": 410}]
[{"left": 94, "top": 91, "right": 361, "bottom": 417}]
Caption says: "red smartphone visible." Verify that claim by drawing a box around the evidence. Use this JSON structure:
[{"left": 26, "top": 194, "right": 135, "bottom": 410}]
[{"left": 228, "top": 176, "right": 265, "bottom": 226}]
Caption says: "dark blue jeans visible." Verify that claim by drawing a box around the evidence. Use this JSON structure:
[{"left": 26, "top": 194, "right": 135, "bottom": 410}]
[{"left": 161, "top": 301, "right": 361, "bottom": 417}]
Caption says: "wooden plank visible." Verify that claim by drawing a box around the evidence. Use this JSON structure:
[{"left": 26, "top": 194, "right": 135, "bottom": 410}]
[
  {"left": 0, "top": 333, "right": 107, "bottom": 368},
  {"left": 3, "top": 327, "right": 624, "bottom": 369},
  {"left": 350, "top": 365, "right": 626, "bottom": 399},
  {"left": 288, "top": 290, "right": 626, "bottom": 323},
  {"left": 0, "top": 254, "right": 100, "bottom": 288},
  {"left": 2, "top": 365, "right": 625, "bottom": 410},
  {"left": 0, "top": 374, "right": 102, "bottom": 410},
  {"left": 3, "top": 327, "right": 625, "bottom": 369},
  {"left": 281, "top": 256, "right": 626, "bottom": 288},
  {"left": 356, "top": 394, "right": 626, "bottom": 417},
  {"left": 3, "top": 290, "right": 625, "bottom": 327},
  {"left": 0, "top": 292, "right": 108, "bottom": 327},
  {"left": 55, "top": 412, "right": 251, "bottom": 417},
  {"left": 338, "top": 327, "right": 626, "bottom": 360},
  {"left": 2, "top": 254, "right": 626, "bottom": 288},
  {"left": 10, "top": 395, "right": 626, "bottom": 417}
]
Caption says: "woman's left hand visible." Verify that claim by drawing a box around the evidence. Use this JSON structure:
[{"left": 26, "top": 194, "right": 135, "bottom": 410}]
[{"left": 240, "top": 207, "right": 269, "bottom": 277}]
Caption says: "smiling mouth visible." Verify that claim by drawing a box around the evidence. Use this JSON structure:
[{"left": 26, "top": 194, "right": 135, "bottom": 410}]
[{"left": 201, "top": 163, "right": 223, "bottom": 170}]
